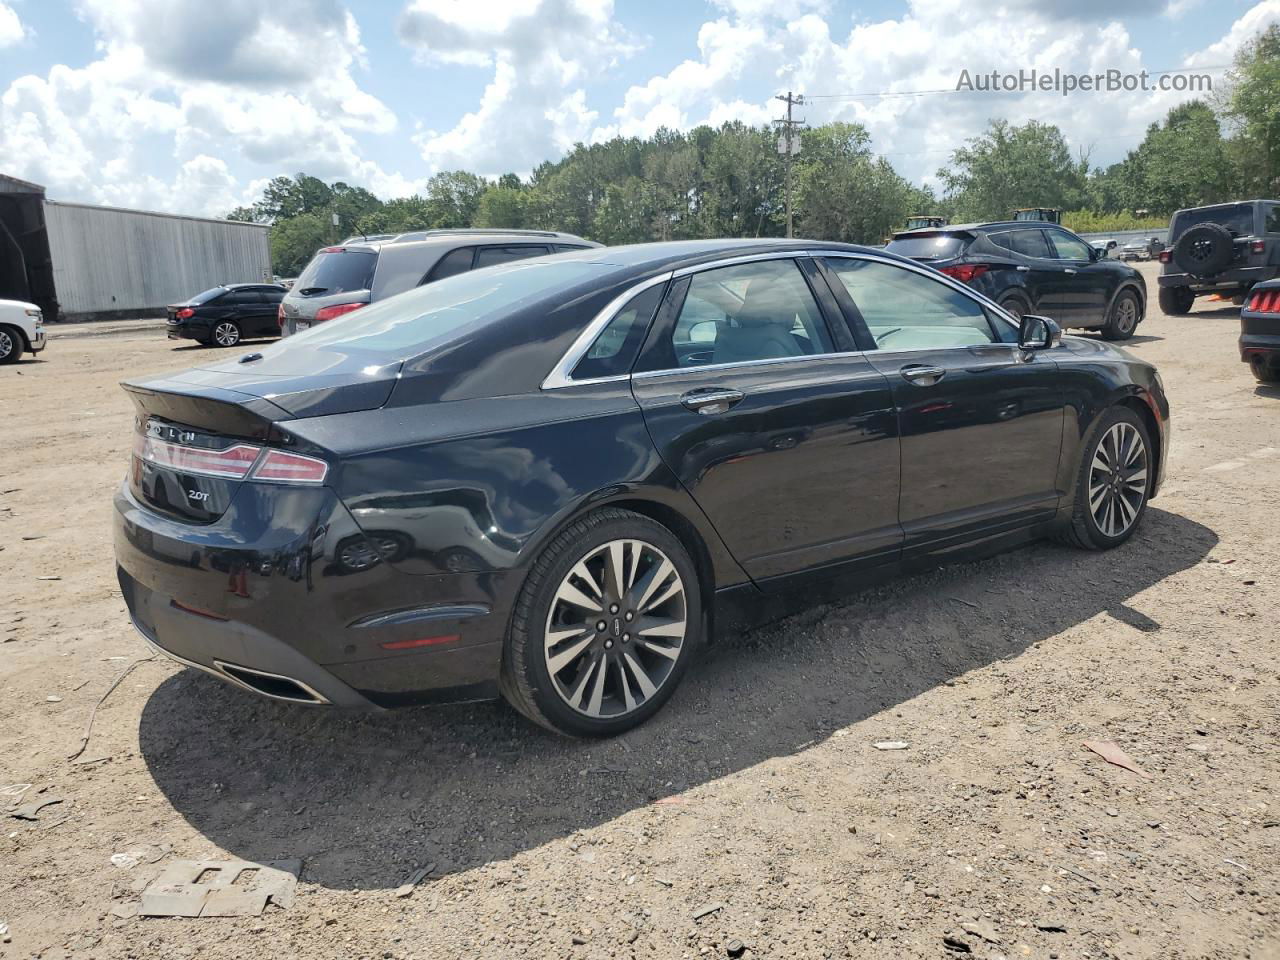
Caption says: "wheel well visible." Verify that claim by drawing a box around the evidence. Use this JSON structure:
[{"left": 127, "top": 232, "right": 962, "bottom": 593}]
[
  {"left": 1118, "top": 395, "right": 1161, "bottom": 481},
  {"left": 0, "top": 323, "right": 28, "bottom": 351}
]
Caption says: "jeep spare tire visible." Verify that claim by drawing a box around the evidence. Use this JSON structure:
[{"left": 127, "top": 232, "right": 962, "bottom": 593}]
[{"left": 1172, "top": 223, "right": 1235, "bottom": 277}]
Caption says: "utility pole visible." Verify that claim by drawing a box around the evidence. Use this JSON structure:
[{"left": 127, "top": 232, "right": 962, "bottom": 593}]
[{"left": 774, "top": 91, "right": 805, "bottom": 238}]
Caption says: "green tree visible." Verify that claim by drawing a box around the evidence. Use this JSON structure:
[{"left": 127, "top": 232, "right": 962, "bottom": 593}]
[
  {"left": 268, "top": 211, "right": 331, "bottom": 277},
  {"left": 424, "top": 171, "right": 490, "bottom": 228},
  {"left": 356, "top": 196, "right": 433, "bottom": 235},
  {"left": 473, "top": 186, "right": 530, "bottom": 228},
  {"left": 1220, "top": 24, "right": 1280, "bottom": 196},
  {"left": 1112, "top": 102, "right": 1232, "bottom": 216},
  {"left": 939, "top": 119, "right": 1086, "bottom": 221}
]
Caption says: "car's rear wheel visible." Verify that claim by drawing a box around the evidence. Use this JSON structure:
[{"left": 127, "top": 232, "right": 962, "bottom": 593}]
[
  {"left": 1158, "top": 286, "right": 1194, "bottom": 315},
  {"left": 1101, "top": 290, "right": 1141, "bottom": 340},
  {"left": 998, "top": 294, "right": 1029, "bottom": 321},
  {"left": 0, "top": 325, "right": 21, "bottom": 364},
  {"left": 501, "top": 508, "right": 703, "bottom": 736},
  {"left": 1250, "top": 355, "right": 1280, "bottom": 383},
  {"left": 212, "top": 321, "right": 242, "bottom": 348},
  {"left": 1057, "top": 407, "right": 1152, "bottom": 550}
]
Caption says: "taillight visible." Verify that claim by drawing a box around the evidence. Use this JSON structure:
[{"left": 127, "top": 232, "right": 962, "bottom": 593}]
[
  {"left": 176, "top": 307, "right": 195, "bottom": 320},
  {"left": 1158, "top": 251, "right": 1172, "bottom": 264},
  {"left": 1251, "top": 239, "right": 1265, "bottom": 254},
  {"left": 314, "top": 302, "right": 364, "bottom": 323},
  {"left": 939, "top": 263, "right": 991, "bottom": 284},
  {"left": 249, "top": 450, "right": 329, "bottom": 484},
  {"left": 1249, "top": 289, "right": 1280, "bottom": 313},
  {"left": 134, "top": 433, "right": 260, "bottom": 479},
  {"left": 133, "top": 433, "right": 329, "bottom": 484},
  {"left": 277, "top": 303, "right": 285, "bottom": 328}
]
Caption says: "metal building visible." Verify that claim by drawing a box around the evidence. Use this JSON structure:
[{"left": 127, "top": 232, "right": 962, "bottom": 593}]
[{"left": 0, "top": 174, "right": 271, "bottom": 322}]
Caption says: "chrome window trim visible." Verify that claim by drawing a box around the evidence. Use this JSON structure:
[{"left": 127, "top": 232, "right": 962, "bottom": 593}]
[
  {"left": 669, "top": 249, "right": 813, "bottom": 278},
  {"left": 541, "top": 271, "right": 674, "bottom": 390},
  {"left": 632, "top": 349, "right": 875, "bottom": 382}
]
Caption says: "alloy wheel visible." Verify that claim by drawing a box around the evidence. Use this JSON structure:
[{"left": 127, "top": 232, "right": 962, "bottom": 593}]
[
  {"left": 543, "top": 538, "right": 687, "bottom": 719},
  {"left": 1088, "top": 421, "right": 1148, "bottom": 538},
  {"left": 214, "top": 322, "right": 240, "bottom": 347},
  {"left": 1114, "top": 296, "right": 1138, "bottom": 334},
  {"left": 0, "top": 329, "right": 13, "bottom": 360}
]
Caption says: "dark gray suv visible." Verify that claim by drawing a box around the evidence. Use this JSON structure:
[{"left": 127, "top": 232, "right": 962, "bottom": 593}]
[
  {"left": 1157, "top": 200, "right": 1280, "bottom": 314},
  {"left": 280, "top": 229, "right": 599, "bottom": 336}
]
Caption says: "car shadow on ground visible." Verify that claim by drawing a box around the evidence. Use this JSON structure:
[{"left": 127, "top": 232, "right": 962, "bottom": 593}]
[
  {"left": 138, "top": 506, "right": 1216, "bottom": 891},
  {"left": 1253, "top": 384, "right": 1280, "bottom": 400}
]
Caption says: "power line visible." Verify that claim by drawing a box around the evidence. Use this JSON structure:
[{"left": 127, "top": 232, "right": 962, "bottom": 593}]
[{"left": 803, "top": 65, "right": 1231, "bottom": 102}]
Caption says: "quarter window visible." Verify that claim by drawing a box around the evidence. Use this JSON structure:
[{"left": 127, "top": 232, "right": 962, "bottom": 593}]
[
  {"left": 1266, "top": 204, "right": 1280, "bottom": 236},
  {"left": 669, "top": 260, "right": 832, "bottom": 368},
  {"left": 427, "top": 247, "right": 474, "bottom": 283},
  {"left": 823, "top": 258, "right": 998, "bottom": 349},
  {"left": 1046, "top": 230, "right": 1093, "bottom": 261},
  {"left": 571, "top": 284, "right": 666, "bottom": 380},
  {"left": 474, "top": 245, "right": 551, "bottom": 268}
]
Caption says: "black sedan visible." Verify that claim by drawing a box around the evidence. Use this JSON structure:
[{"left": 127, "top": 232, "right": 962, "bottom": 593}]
[
  {"left": 166, "top": 283, "right": 286, "bottom": 348},
  {"left": 886, "top": 222, "right": 1146, "bottom": 340},
  {"left": 115, "top": 240, "right": 1169, "bottom": 736}
]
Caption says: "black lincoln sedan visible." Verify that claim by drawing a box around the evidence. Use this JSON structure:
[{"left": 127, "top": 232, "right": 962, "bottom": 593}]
[
  {"left": 166, "top": 283, "right": 287, "bottom": 348},
  {"left": 886, "top": 222, "right": 1145, "bottom": 340},
  {"left": 115, "top": 240, "right": 1168, "bottom": 736}
]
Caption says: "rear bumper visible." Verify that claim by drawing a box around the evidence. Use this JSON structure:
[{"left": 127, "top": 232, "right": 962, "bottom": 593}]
[
  {"left": 166, "top": 321, "right": 206, "bottom": 341},
  {"left": 1240, "top": 333, "right": 1280, "bottom": 365},
  {"left": 113, "top": 482, "right": 509, "bottom": 708},
  {"left": 1159, "top": 267, "right": 1274, "bottom": 291}
]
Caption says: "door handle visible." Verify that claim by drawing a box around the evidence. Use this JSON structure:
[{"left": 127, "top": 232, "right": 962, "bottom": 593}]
[
  {"left": 1016, "top": 265, "right": 1030, "bottom": 272},
  {"left": 680, "top": 388, "right": 744, "bottom": 415},
  {"left": 1064, "top": 268, "right": 1078, "bottom": 274},
  {"left": 900, "top": 364, "right": 946, "bottom": 386}
]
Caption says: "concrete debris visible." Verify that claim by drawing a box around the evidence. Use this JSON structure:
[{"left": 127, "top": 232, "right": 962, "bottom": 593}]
[
  {"left": 692, "top": 902, "right": 725, "bottom": 921},
  {"left": 10, "top": 796, "right": 64, "bottom": 821},
  {"left": 394, "top": 863, "right": 436, "bottom": 898},
  {"left": 139, "top": 859, "right": 302, "bottom": 918},
  {"left": 872, "top": 741, "right": 910, "bottom": 751}
]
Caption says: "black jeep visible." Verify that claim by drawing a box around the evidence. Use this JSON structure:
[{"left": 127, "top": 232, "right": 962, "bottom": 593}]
[{"left": 1157, "top": 200, "right": 1280, "bottom": 314}]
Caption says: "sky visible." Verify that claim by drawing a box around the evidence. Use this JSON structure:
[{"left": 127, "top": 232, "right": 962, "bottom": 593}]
[{"left": 0, "top": 0, "right": 1277, "bottom": 218}]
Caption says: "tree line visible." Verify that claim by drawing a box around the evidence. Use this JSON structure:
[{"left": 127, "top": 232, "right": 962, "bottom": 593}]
[{"left": 230, "top": 25, "right": 1280, "bottom": 277}]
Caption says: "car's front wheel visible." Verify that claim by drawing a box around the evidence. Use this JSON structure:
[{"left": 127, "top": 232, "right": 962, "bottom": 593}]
[
  {"left": 1058, "top": 407, "right": 1153, "bottom": 550},
  {"left": 0, "top": 325, "right": 21, "bottom": 364},
  {"left": 1101, "top": 290, "right": 1141, "bottom": 340},
  {"left": 501, "top": 508, "right": 703, "bottom": 736}
]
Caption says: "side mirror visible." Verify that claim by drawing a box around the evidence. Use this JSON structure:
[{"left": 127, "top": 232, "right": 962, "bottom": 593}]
[
  {"left": 1107, "top": 239, "right": 1118, "bottom": 251},
  {"left": 1018, "top": 314, "right": 1062, "bottom": 350}
]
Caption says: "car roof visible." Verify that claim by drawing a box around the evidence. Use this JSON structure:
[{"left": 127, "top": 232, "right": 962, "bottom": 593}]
[{"left": 893, "top": 220, "right": 1073, "bottom": 238}]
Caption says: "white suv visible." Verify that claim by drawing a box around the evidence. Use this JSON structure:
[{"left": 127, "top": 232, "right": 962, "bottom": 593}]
[{"left": 0, "top": 298, "right": 47, "bottom": 364}]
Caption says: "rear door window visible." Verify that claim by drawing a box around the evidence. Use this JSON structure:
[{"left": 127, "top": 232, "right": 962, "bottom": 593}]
[
  {"left": 294, "top": 248, "right": 377, "bottom": 295},
  {"left": 474, "top": 245, "right": 551, "bottom": 268},
  {"left": 992, "top": 229, "right": 1053, "bottom": 259},
  {"left": 553, "top": 244, "right": 589, "bottom": 253},
  {"left": 189, "top": 287, "right": 227, "bottom": 305},
  {"left": 427, "top": 247, "right": 475, "bottom": 283},
  {"left": 1266, "top": 204, "right": 1280, "bottom": 235}
]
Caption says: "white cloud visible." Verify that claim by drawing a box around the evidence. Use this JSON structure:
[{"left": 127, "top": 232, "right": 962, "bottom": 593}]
[
  {"left": 0, "top": 3, "right": 24, "bottom": 48},
  {"left": 599, "top": 0, "right": 1280, "bottom": 188},
  {"left": 401, "top": 0, "right": 636, "bottom": 175},
  {"left": 0, "top": 0, "right": 409, "bottom": 215}
]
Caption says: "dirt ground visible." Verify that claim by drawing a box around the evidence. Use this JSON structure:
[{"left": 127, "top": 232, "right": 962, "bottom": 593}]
[{"left": 1, "top": 260, "right": 1277, "bottom": 960}]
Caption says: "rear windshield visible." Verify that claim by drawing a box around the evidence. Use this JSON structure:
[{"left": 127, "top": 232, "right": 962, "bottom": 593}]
[
  {"left": 1171, "top": 204, "right": 1255, "bottom": 239},
  {"left": 281, "top": 260, "right": 614, "bottom": 359},
  {"left": 189, "top": 287, "right": 227, "bottom": 305},
  {"left": 884, "top": 234, "right": 970, "bottom": 260},
  {"left": 294, "top": 248, "right": 378, "bottom": 296}
]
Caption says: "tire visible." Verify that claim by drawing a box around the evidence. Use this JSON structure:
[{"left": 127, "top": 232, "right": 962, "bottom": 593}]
[
  {"left": 1101, "top": 290, "right": 1141, "bottom": 341},
  {"left": 1250, "top": 355, "right": 1280, "bottom": 383},
  {"left": 998, "top": 294, "right": 1029, "bottom": 322},
  {"left": 500, "top": 508, "right": 704, "bottom": 737},
  {"left": 211, "top": 321, "right": 242, "bottom": 348},
  {"left": 1172, "top": 223, "right": 1235, "bottom": 276},
  {"left": 1158, "top": 286, "right": 1194, "bottom": 316},
  {"left": 1057, "top": 406, "right": 1153, "bottom": 551},
  {"left": 0, "top": 325, "right": 21, "bottom": 364}
]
